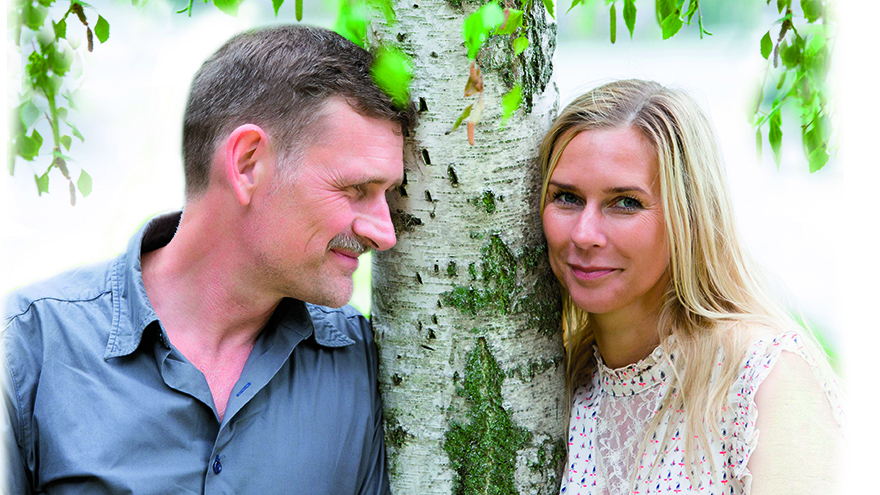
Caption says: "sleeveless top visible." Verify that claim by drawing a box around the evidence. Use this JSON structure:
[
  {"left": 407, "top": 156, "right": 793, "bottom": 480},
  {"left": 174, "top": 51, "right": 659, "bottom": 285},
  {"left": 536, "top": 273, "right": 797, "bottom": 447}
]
[{"left": 559, "top": 331, "right": 844, "bottom": 495}]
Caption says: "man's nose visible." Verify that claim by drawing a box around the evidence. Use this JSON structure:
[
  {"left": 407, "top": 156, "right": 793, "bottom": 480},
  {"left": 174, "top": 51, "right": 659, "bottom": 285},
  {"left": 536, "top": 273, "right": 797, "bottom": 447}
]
[{"left": 353, "top": 196, "right": 397, "bottom": 251}]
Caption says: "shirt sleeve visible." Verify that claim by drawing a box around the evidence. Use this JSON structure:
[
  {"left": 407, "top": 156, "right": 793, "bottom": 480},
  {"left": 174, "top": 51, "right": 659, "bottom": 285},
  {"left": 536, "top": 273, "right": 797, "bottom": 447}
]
[
  {"left": 2, "top": 343, "right": 31, "bottom": 495},
  {"left": 746, "top": 350, "right": 845, "bottom": 495}
]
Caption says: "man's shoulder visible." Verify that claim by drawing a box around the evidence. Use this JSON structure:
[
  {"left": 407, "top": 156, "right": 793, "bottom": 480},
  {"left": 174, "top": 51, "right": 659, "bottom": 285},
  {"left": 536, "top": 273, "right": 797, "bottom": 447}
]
[
  {"left": 304, "top": 303, "right": 372, "bottom": 345},
  {"left": 3, "top": 259, "right": 116, "bottom": 325}
]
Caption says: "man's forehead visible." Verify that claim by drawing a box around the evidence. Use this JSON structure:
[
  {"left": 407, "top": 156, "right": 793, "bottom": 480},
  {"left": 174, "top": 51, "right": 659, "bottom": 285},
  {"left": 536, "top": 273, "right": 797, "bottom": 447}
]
[{"left": 311, "top": 98, "right": 401, "bottom": 137}]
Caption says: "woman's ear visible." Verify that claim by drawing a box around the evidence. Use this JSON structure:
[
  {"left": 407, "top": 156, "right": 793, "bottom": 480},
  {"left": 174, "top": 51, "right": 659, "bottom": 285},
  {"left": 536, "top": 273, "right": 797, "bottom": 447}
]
[{"left": 224, "top": 124, "right": 273, "bottom": 206}]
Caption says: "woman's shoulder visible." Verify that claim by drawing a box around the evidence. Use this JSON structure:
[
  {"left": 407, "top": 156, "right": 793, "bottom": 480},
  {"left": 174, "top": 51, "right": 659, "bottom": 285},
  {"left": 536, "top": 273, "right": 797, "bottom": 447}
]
[
  {"left": 736, "top": 326, "right": 847, "bottom": 493},
  {"left": 728, "top": 323, "right": 845, "bottom": 428},
  {"left": 734, "top": 325, "right": 830, "bottom": 381}
]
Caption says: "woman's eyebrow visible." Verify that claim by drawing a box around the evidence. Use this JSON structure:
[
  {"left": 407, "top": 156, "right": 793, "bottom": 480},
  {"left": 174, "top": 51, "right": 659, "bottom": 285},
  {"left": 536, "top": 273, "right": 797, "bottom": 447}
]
[
  {"left": 547, "top": 180, "right": 576, "bottom": 190},
  {"left": 605, "top": 186, "right": 649, "bottom": 195}
]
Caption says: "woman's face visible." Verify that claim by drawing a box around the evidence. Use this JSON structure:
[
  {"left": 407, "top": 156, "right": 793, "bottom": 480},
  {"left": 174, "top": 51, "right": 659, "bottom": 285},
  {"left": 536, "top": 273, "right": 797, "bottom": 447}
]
[{"left": 542, "top": 126, "right": 670, "bottom": 321}]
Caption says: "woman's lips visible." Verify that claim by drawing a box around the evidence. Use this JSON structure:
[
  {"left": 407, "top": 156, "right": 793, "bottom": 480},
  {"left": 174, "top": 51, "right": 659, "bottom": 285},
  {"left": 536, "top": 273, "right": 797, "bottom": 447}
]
[{"left": 570, "top": 265, "right": 617, "bottom": 281}]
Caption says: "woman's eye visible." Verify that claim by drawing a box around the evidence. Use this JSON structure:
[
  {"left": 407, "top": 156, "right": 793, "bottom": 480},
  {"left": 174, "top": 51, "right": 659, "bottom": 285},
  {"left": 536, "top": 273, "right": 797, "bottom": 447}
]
[
  {"left": 612, "top": 196, "right": 643, "bottom": 210},
  {"left": 552, "top": 191, "right": 580, "bottom": 205}
]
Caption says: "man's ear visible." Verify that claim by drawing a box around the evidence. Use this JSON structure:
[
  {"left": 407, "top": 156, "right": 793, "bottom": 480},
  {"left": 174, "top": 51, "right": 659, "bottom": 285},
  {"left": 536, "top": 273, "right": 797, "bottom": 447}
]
[{"left": 224, "top": 124, "right": 274, "bottom": 206}]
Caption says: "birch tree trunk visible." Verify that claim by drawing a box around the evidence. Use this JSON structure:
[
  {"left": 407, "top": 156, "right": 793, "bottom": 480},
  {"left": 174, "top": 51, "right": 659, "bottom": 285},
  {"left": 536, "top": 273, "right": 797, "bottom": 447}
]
[{"left": 371, "top": 2, "right": 565, "bottom": 493}]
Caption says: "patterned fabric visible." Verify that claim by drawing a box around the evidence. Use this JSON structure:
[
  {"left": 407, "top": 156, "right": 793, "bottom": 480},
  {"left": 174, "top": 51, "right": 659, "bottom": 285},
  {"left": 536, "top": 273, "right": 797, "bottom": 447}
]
[{"left": 560, "top": 331, "right": 843, "bottom": 495}]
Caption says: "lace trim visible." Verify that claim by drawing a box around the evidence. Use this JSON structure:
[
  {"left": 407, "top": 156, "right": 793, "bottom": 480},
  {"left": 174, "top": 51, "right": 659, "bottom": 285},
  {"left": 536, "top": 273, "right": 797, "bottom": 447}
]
[{"left": 594, "top": 337, "right": 676, "bottom": 397}]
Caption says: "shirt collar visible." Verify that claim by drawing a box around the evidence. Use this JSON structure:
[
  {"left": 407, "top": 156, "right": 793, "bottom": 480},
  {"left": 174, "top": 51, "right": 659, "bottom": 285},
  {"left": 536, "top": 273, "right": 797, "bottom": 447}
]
[{"left": 103, "top": 211, "right": 354, "bottom": 359}]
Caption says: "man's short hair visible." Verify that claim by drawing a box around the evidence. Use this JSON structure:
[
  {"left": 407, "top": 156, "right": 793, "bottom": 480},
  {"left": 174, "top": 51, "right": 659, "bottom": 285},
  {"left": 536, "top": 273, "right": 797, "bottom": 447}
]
[{"left": 182, "top": 25, "right": 415, "bottom": 198}]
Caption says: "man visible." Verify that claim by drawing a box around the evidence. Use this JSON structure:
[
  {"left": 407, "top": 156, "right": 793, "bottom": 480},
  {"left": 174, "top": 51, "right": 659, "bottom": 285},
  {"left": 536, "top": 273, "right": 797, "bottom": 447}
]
[{"left": 2, "top": 25, "right": 413, "bottom": 494}]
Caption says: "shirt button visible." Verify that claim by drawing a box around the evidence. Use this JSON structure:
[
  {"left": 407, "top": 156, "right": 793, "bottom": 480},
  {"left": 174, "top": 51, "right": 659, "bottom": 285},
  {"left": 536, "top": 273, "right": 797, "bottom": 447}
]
[{"left": 213, "top": 455, "right": 222, "bottom": 474}]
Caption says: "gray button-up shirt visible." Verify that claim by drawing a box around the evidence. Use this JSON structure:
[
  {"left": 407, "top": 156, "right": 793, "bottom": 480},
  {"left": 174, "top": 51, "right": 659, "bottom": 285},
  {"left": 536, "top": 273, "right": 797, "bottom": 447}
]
[{"left": 2, "top": 213, "right": 390, "bottom": 494}]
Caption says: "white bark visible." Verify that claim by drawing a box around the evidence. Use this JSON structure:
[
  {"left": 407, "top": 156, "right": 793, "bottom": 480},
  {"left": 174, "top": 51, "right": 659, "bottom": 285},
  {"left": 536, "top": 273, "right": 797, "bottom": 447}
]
[{"left": 371, "top": 2, "right": 565, "bottom": 494}]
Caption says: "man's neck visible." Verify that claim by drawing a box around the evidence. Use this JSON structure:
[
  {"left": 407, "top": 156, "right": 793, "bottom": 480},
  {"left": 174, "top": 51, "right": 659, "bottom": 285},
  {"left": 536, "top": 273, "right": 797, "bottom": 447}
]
[{"left": 141, "top": 206, "right": 280, "bottom": 421}]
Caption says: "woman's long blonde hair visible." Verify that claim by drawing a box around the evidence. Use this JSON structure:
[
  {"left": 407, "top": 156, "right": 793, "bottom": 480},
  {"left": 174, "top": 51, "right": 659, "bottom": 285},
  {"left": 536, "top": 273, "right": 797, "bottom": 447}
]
[{"left": 539, "top": 79, "right": 830, "bottom": 478}]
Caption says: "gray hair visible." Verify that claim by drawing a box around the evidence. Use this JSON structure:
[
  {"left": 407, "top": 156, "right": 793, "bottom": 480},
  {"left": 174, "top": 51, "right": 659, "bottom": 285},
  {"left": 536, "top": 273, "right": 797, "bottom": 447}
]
[{"left": 182, "top": 24, "right": 415, "bottom": 198}]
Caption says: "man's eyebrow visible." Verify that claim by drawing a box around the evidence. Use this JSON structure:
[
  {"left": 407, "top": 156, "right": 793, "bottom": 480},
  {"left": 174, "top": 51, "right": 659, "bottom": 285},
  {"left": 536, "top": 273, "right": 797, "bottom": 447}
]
[{"left": 349, "top": 176, "right": 404, "bottom": 188}]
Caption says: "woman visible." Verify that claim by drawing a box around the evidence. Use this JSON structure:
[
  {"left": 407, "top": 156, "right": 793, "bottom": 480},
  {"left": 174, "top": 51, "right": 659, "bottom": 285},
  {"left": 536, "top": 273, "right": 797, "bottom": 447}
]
[{"left": 539, "top": 80, "right": 844, "bottom": 495}]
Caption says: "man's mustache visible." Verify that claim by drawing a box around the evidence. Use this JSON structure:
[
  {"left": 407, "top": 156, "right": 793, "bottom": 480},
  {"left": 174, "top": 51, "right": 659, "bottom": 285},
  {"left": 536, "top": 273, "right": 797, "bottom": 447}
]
[{"left": 327, "top": 234, "right": 370, "bottom": 254}]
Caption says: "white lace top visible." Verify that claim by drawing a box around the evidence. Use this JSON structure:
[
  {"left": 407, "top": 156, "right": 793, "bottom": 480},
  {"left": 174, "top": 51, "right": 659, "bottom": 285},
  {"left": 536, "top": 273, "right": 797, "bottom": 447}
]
[{"left": 560, "top": 331, "right": 844, "bottom": 495}]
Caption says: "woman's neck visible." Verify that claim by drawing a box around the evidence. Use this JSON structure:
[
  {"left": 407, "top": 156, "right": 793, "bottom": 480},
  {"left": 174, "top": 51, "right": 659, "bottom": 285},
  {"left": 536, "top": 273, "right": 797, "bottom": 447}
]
[{"left": 591, "top": 309, "right": 663, "bottom": 369}]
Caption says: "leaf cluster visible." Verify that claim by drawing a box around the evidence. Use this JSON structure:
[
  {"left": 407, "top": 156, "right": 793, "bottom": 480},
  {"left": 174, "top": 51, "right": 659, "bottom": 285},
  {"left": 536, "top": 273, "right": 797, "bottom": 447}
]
[
  {"left": 9, "top": 0, "right": 108, "bottom": 204},
  {"left": 754, "top": 0, "right": 834, "bottom": 172},
  {"left": 452, "top": 1, "right": 546, "bottom": 143}
]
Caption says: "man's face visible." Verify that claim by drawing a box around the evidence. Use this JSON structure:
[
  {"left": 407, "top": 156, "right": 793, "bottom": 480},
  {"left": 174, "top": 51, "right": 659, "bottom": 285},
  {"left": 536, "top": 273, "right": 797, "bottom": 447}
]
[{"left": 251, "top": 98, "right": 403, "bottom": 308}]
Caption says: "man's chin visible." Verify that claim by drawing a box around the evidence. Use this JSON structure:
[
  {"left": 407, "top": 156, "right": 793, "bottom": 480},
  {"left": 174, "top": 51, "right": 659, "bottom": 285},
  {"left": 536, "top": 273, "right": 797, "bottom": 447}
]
[{"left": 308, "top": 285, "right": 354, "bottom": 309}]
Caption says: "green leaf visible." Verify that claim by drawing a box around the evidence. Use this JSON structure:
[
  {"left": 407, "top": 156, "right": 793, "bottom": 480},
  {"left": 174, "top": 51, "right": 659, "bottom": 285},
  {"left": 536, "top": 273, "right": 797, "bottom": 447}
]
[
  {"left": 94, "top": 16, "right": 110, "bottom": 43},
  {"left": 213, "top": 0, "right": 242, "bottom": 17},
  {"left": 803, "top": 111, "right": 826, "bottom": 146},
  {"left": 49, "top": 74, "right": 64, "bottom": 94},
  {"left": 777, "top": 0, "right": 790, "bottom": 14},
  {"left": 660, "top": 13, "right": 683, "bottom": 40},
  {"left": 804, "top": 34, "right": 828, "bottom": 78},
  {"left": 512, "top": 36, "right": 529, "bottom": 56},
  {"left": 70, "top": 124, "right": 84, "bottom": 142},
  {"left": 500, "top": 84, "right": 522, "bottom": 127},
  {"left": 683, "top": 0, "right": 698, "bottom": 22},
  {"left": 23, "top": 4, "right": 49, "bottom": 31},
  {"left": 18, "top": 129, "right": 44, "bottom": 161},
  {"left": 35, "top": 171, "right": 50, "bottom": 195},
  {"left": 54, "top": 19, "right": 67, "bottom": 40},
  {"left": 296, "top": 0, "right": 302, "bottom": 20},
  {"left": 760, "top": 31, "right": 772, "bottom": 60},
  {"left": 623, "top": 0, "right": 636, "bottom": 38},
  {"left": 801, "top": 0, "right": 822, "bottom": 23},
  {"left": 370, "top": 46, "right": 412, "bottom": 110},
  {"left": 543, "top": 0, "right": 555, "bottom": 18},
  {"left": 656, "top": 0, "right": 676, "bottom": 19},
  {"left": 755, "top": 127, "right": 762, "bottom": 162},
  {"left": 805, "top": 33, "right": 827, "bottom": 57},
  {"left": 21, "top": 101, "right": 40, "bottom": 129},
  {"left": 272, "top": 0, "right": 284, "bottom": 16},
  {"left": 495, "top": 9, "right": 523, "bottom": 35},
  {"left": 63, "top": 91, "right": 80, "bottom": 112},
  {"left": 334, "top": 0, "right": 369, "bottom": 47},
  {"left": 776, "top": 70, "right": 787, "bottom": 90},
  {"left": 609, "top": 2, "right": 617, "bottom": 44},
  {"left": 61, "top": 135, "right": 73, "bottom": 151},
  {"left": 463, "top": 3, "right": 504, "bottom": 59},
  {"left": 769, "top": 111, "right": 782, "bottom": 168},
  {"left": 779, "top": 37, "right": 802, "bottom": 69},
  {"left": 77, "top": 169, "right": 93, "bottom": 196},
  {"left": 451, "top": 104, "right": 473, "bottom": 133},
  {"left": 807, "top": 145, "right": 828, "bottom": 172},
  {"left": 49, "top": 44, "right": 75, "bottom": 76}
]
